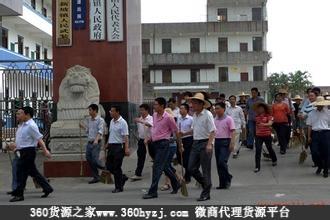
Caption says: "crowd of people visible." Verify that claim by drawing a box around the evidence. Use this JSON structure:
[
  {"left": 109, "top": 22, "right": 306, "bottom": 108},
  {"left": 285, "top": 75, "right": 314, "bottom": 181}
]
[{"left": 4, "top": 87, "right": 330, "bottom": 202}]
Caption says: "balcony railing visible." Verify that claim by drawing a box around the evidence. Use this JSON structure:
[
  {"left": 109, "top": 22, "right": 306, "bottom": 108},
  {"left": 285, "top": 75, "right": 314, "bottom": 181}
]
[
  {"left": 207, "top": 0, "right": 267, "bottom": 7},
  {"left": 143, "top": 51, "right": 271, "bottom": 67},
  {"left": 23, "top": 0, "right": 52, "bottom": 24},
  {"left": 142, "top": 21, "right": 267, "bottom": 38}
]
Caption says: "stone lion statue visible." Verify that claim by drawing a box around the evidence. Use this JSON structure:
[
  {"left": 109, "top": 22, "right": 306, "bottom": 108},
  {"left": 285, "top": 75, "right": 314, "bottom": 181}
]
[
  {"left": 51, "top": 65, "right": 105, "bottom": 140},
  {"left": 57, "top": 65, "right": 100, "bottom": 120}
]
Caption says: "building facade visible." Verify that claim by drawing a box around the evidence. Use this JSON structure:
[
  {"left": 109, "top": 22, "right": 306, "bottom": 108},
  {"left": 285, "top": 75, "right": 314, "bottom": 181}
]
[
  {"left": 0, "top": 0, "right": 53, "bottom": 100},
  {"left": 142, "top": 0, "right": 270, "bottom": 101}
]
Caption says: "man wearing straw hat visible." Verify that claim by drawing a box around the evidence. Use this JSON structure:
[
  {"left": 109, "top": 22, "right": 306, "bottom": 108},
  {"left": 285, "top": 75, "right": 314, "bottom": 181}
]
[
  {"left": 188, "top": 93, "right": 216, "bottom": 201},
  {"left": 306, "top": 96, "right": 330, "bottom": 178}
]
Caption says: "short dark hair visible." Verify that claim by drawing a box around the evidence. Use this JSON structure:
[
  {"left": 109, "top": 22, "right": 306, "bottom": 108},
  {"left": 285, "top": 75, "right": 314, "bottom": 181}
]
[
  {"left": 312, "top": 87, "right": 321, "bottom": 95},
  {"left": 139, "top": 103, "right": 150, "bottom": 111},
  {"left": 20, "top": 106, "right": 34, "bottom": 117},
  {"left": 168, "top": 98, "right": 176, "bottom": 104},
  {"left": 229, "top": 95, "right": 236, "bottom": 100},
  {"left": 183, "top": 91, "right": 193, "bottom": 97},
  {"left": 275, "top": 93, "right": 282, "bottom": 99},
  {"left": 306, "top": 88, "right": 312, "bottom": 94},
  {"left": 180, "top": 103, "right": 190, "bottom": 112},
  {"left": 111, "top": 105, "right": 121, "bottom": 113},
  {"left": 220, "top": 93, "right": 226, "bottom": 98},
  {"left": 251, "top": 87, "right": 259, "bottom": 93},
  {"left": 215, "top": 102, "right": 226, "bottom": 109},
  {"left": 155, "top": 97, "right": 167, "bottom": 108},
  {"left": 309, "top": 91, "right": 318, "bottom": 96},
  {"left": 88, "top": 104, "right": 99, "bottom": 112}
]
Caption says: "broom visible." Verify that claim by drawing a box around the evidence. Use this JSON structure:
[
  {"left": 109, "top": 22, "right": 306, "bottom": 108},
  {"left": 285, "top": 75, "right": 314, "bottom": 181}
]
[
  {"left": 177, "top": 122, "right": 188, "bottom": 197},
  {"left": 299, "top": 138, "right": 308, "bottom": 164},
  {"left": 79, "top": 121, "right": 84, "bottom": 176},
  {"left": 179, "top": 147, "right": 188, "bottom": 197}
]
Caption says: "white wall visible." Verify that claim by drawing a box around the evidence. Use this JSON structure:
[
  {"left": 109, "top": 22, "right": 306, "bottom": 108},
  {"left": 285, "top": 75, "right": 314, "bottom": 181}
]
[{"left": 2, "top": 19, "right": 52, "bottom": 60}]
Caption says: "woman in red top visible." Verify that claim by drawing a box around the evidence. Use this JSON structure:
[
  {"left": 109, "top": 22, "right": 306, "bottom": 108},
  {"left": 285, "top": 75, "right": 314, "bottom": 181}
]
[
  {"left": 254, "top": 102, "right": 277, "bottom": 173},
  {"left": 272, "top": 94, "right": 290, "bottom": 154}
]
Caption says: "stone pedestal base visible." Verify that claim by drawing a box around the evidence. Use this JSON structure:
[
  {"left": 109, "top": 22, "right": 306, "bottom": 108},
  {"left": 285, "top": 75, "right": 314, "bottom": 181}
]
[{"left": 50, "top": 137, "right": 87, "bottom": 154}]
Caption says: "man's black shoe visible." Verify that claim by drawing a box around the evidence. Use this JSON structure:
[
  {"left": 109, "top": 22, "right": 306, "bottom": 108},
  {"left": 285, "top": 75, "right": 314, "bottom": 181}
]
[
  {"left": 197, "top": 196, "right": 210, "bottom": 202},
  {"left": 143, "top": 194, "right": 158, "bottom": 199},
  {"left": 170, "top": 184, "right": 181, "bottom": 194},
  {"left": 323, "top": 172, "right": 328, "bottom": 178},
  {"left": 41, "top": 189, "right": 53, "bottom": 198},
  {"left": 247, "top": 145, "right": 253, "bottom": 150},
  {"left": 6, "top": 191, "right": 13, "bottom": 195},
  {"left": 316, "top": 167, "right": 322, "bottom": 175},
  {"left": 112, "top": 189, "right": 123, "bottom": 193},
  {"left": 9, "top": 196, "right": 24, "bottom": 202},
  {"left": 88, "top": 179, "right": 100, "bottom": 184}
]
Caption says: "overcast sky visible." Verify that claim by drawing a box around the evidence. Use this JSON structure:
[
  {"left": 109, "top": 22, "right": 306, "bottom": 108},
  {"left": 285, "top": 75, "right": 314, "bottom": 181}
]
[{"left": 141, "top": 0, "right": 330, "bottom": 86}]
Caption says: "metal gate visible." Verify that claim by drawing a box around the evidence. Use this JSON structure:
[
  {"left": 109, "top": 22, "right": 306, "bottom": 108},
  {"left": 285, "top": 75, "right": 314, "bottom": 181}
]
[{"left": 0, "top": 60, "right": 54, "bottom": 149}]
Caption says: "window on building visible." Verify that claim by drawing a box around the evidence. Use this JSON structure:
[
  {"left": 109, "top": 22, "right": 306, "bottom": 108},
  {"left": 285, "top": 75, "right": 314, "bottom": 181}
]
[
  {"left": 17, "top": 35, "right": 24, "bottom": 55},
  {"left": 43, "top": 48, "right": 51, "bottom": 65},
  {"left": 10, "top": 42, "right": 15, "bottom": 52},
  {"left": 190, "top": 69, "right": 200, "bottom": 83},
  {"left": 240, "top": 43, "right": 248, "bottom": 52},
  {"left": 142, "top": 39, "right": 150, "bottom": 54},
  {"left": 219, "top": 67, "right": 228, "bottom": 82},
  {"left": 253, "top": 66, "right": 264, "bottom": 81},
  {"left": 25, "top": 47, "right": 30, "bottom": 57},
  {"left": 142, "top": 69, "right": 150, "bottom": 83},
  {"left": 162, "top": 39, "right": 172, "bottom": 53},
  {"left": 31, "top": 0, "right": 36, "bottom": 9},
  {"left": 162, "top": 69, "right": 172, "bottom": 83},
  {"left": 218, "top": 37, "right": 228, "bottom": 52},
  {"left": 36, "top": 44, "right": 41, "bottom": 60},
  {"left": 1, "top": 27, "right": 8, "bottom": 49},
  {"left": 240, "top": 72, "right": 249, "bottom": 81},
  {"left": 190, "top": 38, "right": 200, "bottom": 53},
  {"left": 41, "top": 0, "right": 47, "bottom": 17},
  {"left": 31, "top": 51, "right": 35, "bottom": 59},
  {"left": 253, "top": 37, "right": 263, "bottom": 51},
  {"left": 252, "top": 8, "right": 262, "bottom": 21},
  {"left": 217, "top": 8, "right": 227, "bottom": 22}
]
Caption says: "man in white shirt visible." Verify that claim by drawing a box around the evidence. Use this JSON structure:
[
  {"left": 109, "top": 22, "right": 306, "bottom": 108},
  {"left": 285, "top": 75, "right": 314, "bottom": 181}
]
[
  {"left": 131, "top": 104, "right": 153, "bottom": 181},
  {"left": 105, "top": 106, "right": 130, "bottom": 193},
  {"left": 226, "top": 95, "right": 246, "bottom": 158},
  {"left": 306, "top": 96, "right": 330, "bottom": 178},
  {"left": 177, "top": 103, "right": 193, "bottom": 182},
  {"left": 7, "top": 106, "right": 53, "bottom": 202},
  {"left": 187, "top": 93, "right": 216, "bottom": 202},
  {"left": 168, "top": 98, "right": 180, "bottom": 119}
]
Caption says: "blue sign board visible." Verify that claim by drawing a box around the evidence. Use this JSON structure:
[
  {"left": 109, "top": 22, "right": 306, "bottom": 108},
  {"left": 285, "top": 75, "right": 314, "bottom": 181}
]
[{"left": 73, "top": 0, "right": 86, "bottom": 29}]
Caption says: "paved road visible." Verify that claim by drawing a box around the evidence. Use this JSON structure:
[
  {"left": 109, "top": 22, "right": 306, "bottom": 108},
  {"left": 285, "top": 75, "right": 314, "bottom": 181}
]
[{"left": 1, "top": 145, "right": 330, "bottom": 205}]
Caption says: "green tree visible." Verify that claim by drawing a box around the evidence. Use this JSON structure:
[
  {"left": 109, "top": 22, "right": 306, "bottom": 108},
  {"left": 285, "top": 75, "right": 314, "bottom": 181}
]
[{"left": 268, "top": 71, "right": 313, "bottom": 100}]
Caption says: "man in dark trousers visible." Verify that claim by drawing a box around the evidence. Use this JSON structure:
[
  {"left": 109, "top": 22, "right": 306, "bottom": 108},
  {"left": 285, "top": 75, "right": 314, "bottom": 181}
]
[
  {"left": 79, "top": 104, "right": 106, "bottom": 184},
  {"left": 143, "top": 97, "right": 181, "bottom": 199},
  {"left": 8, "top": 106, "right": 53, "bottom": 202},
  {"left": 105, "top": 106, "right": 130, "bottom": 193},
  {"left": 188, "top": 93, "right": 216, "bottom": 201}
]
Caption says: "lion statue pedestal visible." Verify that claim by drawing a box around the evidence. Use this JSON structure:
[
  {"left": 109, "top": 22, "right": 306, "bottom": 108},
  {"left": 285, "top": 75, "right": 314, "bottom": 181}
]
[{"left": 50, "top": 65, "right": 104, "bottom": 154}]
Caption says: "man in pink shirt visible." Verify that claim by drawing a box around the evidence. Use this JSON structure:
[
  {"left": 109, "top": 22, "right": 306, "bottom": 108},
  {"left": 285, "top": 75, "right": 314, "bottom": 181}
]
[
  {"left": 143, "top": 97, "right": 180, "bottom": 199},
  {"left": 214, "top": 102, "right": 235, "bottom": 190}
]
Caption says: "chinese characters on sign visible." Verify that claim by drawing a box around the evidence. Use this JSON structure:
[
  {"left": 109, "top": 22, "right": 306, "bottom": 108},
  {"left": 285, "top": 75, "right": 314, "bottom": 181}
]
[
  {"left": 89, "top": 0, "right": 106, "bottom": 40},
  {"left": 73, "top": 0, "right": 86, "bottom": 29},
  {"left": 56, "top": 0, "right": 72, "bottom": 47},
  {"left": 107, "top": 0, "right": 124, "bottom": 42}
]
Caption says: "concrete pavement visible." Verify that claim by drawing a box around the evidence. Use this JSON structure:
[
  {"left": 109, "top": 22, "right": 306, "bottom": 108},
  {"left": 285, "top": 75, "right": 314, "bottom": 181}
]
[{"left": 1, "top": 145, "right": 330, "bottom": 205}]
